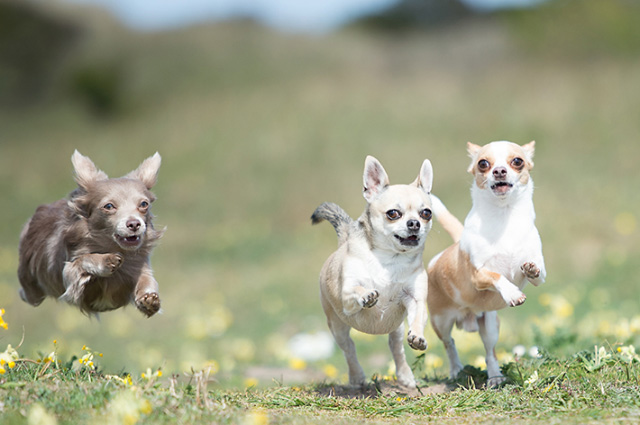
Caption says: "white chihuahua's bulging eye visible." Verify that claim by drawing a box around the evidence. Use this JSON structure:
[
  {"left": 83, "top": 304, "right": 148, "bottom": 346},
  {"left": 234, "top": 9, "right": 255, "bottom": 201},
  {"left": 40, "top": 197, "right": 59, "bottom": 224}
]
[
  {"left": 103, "top": 203, "right": 116, "bottom": 211},
  {"left": 420, "top": 208, "right": 432, "bottom": 221},
  {"left": 386, "top": 209, "right": 402, "bottom": 220},
  {"left": 511, "top": 157, "right": 524, "bottom": 169},
  {"left": 478, "top": 159, "right": 491, "bottom": 172}
]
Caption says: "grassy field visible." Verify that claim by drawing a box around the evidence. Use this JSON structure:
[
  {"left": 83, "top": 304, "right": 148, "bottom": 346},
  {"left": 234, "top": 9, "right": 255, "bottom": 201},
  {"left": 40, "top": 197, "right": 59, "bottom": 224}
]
[{"left": 1, "top": 1, "right": 640, "bottom": 423}]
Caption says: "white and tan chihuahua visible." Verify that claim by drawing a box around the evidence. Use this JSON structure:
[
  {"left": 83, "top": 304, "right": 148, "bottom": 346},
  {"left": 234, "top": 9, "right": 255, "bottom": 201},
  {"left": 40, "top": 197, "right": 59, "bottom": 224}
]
[
  {"left": 427, "top": 141, "right": 546, "bottom": 387},
  {"left": 312, "top": 156, "right": 433, "bottom": 388}
]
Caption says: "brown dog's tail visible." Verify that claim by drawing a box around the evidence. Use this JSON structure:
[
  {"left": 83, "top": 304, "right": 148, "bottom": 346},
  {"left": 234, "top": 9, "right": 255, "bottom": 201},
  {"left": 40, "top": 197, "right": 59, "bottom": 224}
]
[
  {"left": 311, "top": 202, "right": 352, "bottom": 245},
  {"left": 431, "top": 195, "right": 464, "bottom": 243}
]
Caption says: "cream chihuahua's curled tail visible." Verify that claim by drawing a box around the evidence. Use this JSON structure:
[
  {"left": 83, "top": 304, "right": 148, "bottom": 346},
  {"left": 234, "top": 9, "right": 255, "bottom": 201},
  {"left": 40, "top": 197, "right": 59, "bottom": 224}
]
[
  {"left": 430, "top": 195, "right": 464, "bottom": 243},
  {"left": 311, "top": 202, "right": 353, "bottom": 246}
]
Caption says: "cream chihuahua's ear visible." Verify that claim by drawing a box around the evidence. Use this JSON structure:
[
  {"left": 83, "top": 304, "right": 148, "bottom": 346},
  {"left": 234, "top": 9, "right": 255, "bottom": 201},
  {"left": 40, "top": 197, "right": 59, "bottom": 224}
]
[
  {"left": 466, "top": 142, "right": 482, "bottom": 174},
  {"left": 363, "top": 155, "right": 390, "bottom": 202},
  {"left": 71, "top": 150, "right": 108, "bottom": 190},
  {"left": 413, "top": 159, "right": 433, "bottom": 194},
  {"left": 125, "top": 152, "right": 161, "bottom": 189}
]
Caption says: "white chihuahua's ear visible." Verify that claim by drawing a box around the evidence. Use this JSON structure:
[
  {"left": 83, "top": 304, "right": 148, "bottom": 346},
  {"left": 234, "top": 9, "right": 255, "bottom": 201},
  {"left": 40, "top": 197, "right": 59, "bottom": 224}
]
[
  {"left": 72, "top": 150, "right": 108, "bottom": 189},
  {"left": 522, "top": 140, "right": 535, "bottom": 167},
  {"left": 126, "top": 152, "right": 161, "bottom": 189},
  {"left": 413, "top": 159, "right": 433, "bottom": 194},
  {"left": 363, "top": 155, "right": 389, "bottom": 202}
]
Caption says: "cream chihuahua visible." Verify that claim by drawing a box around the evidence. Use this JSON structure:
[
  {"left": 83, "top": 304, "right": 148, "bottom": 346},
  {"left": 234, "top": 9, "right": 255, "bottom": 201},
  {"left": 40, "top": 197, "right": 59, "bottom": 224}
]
[
  {"left": 427, "top": 141, "right": 546, "bottom": 387},
  {"left": 18, "top": 151, "right": 164, "bottom": 317},
  {"left": 312, "top": 156, "right": 433, "bottom": 388}
]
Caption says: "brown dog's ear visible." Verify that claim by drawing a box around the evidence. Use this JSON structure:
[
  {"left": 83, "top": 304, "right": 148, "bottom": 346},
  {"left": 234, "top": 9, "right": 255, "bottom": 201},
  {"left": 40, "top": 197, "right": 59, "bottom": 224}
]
[
  {"left": 126, "top": 152, "right": 161, "bottom": 189},
  {"left": 72, "top": 150, "right": 108, "bottom": 190},
  {"left": 412, "top": 159, "right": 433, "bottom": 194},
  {"left": 363, "top": 155, "right": 389, "bottom": 202}
]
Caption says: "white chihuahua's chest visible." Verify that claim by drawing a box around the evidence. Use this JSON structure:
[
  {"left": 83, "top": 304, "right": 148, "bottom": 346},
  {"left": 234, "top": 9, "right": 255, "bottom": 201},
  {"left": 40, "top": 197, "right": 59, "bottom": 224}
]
[{"left": 460, "top": 202, "right": 542, "bottom": 287}]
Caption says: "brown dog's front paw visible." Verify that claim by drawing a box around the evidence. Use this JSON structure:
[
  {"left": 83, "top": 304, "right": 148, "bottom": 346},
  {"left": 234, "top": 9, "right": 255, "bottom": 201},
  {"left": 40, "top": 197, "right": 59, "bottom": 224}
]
[
  {"left": 136, "top": 292, "right": 161, "bottom": 317},
  {"left": 361, "top": 290, "right": 379, "bottom": 308},
  {"left": 521, "top": 262, "right": 540, "bottom": 280},
  {"left": 104, "top": 253, "right": 124, "bottom": 274},
  {"left": 407, "top": 331, "right": 427, "bottom": 351}
]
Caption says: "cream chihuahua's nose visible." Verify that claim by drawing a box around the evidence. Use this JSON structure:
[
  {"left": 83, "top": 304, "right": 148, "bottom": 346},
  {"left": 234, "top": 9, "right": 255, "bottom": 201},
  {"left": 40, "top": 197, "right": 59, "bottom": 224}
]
[
  {"left": 407, "top": 219, "right": 420, "bottom": 231},
  {"left": 493, "top": 166, "right": 508, "bottom": 179}
]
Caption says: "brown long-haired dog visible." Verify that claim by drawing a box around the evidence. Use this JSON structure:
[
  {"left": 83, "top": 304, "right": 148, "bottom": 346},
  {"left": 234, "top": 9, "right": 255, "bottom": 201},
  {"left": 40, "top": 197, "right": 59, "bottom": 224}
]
[{"left": 17, "top": 151, "right": 164, "bottom": 317}]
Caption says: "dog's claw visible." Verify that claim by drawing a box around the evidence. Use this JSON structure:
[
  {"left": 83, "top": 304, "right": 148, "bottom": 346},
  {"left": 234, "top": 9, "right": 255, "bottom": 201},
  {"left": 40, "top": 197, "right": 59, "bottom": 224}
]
[
  {"left": 487, "top": 375, "right": 507, "bottom": 388},
  {"left": 521, "top": 262, "right": 540, "bottom": 280},
  {"left": 136, "top": 292, "right": 161, "bottom": 317},
  {"left": 361, "top": 290, "right": 379, "bottom": 308},
  {"left": 509, "top": 293, "right": 526, "bottom": 307},
  {"left": 407, "top": 331, "right": 427, "bottom": 351},
  {"left": 105, "top": 253, "right": 124, "bottom": 274}
]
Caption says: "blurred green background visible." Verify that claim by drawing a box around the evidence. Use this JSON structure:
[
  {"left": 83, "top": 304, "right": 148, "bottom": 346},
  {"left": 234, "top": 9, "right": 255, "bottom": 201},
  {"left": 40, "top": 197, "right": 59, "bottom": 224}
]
[{"left": 1, "top": 0, "right": 639, "bottom": 387}]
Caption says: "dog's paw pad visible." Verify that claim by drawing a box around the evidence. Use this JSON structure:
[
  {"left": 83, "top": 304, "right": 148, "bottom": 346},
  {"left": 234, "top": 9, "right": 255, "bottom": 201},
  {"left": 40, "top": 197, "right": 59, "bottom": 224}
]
[
  {"left": 487, "top": 375, "right": 507, "bottom": 388},
  {"left": 361, "top": 290, "right": 379, "bottom": 308},
  {"left": 105, "top": 253, "right": 124, "bottom": 273},
  {"left": 407, "top": 331, "right": 427, "bottom": 351},
  {"left": 136, "top": 292, "right": 161, "bottom": 317},
  {"left": 521, "top": 262, "right": 540, "bottom": 279},
  {"left": 509, "top": 293, "right": 526, "bottom": 307}
]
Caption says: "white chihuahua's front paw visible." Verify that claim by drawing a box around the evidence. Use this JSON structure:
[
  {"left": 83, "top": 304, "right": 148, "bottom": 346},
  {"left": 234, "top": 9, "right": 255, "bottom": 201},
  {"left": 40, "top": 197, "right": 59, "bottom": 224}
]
[
  {"left": 501, "top": 286, "right": 526, "bottom": 307},
  {"left": 521, "top": 262, "right": 540, "bottom": 280},
  {"left": 360, "top": 290, "right": 379, "bottom": 309}
]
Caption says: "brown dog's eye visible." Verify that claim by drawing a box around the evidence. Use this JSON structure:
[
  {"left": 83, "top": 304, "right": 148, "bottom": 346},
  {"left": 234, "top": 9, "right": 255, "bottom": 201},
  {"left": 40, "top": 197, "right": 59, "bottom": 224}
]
[
  {"left": 419, "top": 209, "right": 432, "bottom": 221},
  {"left": 386, "top": 209, "right": 402, "bottom": 220},
  {"left": 103, "top": 203, "right": 116, "bottom": 211},
  {"left": 511, "top": 157, "right": 524, "bottom": 169},
  {"left": 478, "top": 159, "right": 490, "bottom": 172}
]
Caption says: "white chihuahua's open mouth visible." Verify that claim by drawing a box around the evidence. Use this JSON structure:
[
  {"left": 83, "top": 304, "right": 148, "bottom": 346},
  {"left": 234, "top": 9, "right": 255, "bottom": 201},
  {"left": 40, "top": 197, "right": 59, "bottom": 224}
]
[
  {"left": 490, "top": 182, "right": 513, "bottom": 196},
  {"left": 114, "top": 233, "right": 143, "bottom": 249},
  {"left": 395, "top": 234, "right": 420, "bottom": 247}
]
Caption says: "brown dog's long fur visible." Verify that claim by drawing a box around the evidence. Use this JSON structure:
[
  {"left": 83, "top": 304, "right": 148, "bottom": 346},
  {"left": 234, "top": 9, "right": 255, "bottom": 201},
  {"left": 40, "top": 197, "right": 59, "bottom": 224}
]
[{"left": 17, "top": 151, "right": 164, "bottom": 316}]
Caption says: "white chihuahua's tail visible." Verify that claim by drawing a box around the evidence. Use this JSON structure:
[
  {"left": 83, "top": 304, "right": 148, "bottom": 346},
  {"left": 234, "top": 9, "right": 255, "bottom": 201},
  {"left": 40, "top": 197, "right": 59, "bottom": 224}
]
[
  {"left": 431, "top": 195, "right": 464, "bottom": 243},
  {"left": 311, "top": 202, "right": 352, "bottom": 246}
]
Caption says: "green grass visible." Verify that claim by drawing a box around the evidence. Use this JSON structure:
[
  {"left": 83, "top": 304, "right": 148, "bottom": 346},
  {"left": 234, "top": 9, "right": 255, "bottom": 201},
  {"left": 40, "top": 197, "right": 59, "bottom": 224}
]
[
  {"left": 2, "top": 342, "right": 640, "bottom": 424},
  {"left": 1, "top": 1, "right": 640, "bottom": 423}
]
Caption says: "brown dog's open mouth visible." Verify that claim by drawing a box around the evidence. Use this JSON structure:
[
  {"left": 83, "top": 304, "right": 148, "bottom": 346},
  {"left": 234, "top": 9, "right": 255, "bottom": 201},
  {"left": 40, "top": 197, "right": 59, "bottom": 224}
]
[
  {"left": 115, "top": 234, "right": 142, "bottom": 248},
  {"left": 491, "top": 182, "right": 513, "bottom": 195},
  {"left": 395, "top": 234, "right": 419, "bottom": 246}
]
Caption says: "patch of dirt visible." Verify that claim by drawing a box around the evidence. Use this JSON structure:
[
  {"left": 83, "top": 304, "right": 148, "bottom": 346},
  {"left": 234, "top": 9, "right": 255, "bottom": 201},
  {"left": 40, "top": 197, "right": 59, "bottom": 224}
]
[{"left": 314, "top": 380, "right": 455, "bottom": 399}]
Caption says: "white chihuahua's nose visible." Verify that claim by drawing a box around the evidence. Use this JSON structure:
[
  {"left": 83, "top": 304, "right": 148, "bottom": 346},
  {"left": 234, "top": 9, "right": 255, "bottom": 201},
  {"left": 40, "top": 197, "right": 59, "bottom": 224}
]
[
  {"left": 407, "top": 219, "right": 420, "bottom": 231},
  {"left": 492, "top": 166, "right": 508, "bottom": 180}
]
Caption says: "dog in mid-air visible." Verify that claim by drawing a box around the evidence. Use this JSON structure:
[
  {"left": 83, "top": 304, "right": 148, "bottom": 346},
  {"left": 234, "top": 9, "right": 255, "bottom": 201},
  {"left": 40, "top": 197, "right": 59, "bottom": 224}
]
[
  {"left": 18, "top": 150, "right": 164, "bottom": 317},
  {"left": 427, "top": 140, "right": 546, "bottom": 387},
  {"left": 312, "top": 155, "right": 433, "bottom": 388}
]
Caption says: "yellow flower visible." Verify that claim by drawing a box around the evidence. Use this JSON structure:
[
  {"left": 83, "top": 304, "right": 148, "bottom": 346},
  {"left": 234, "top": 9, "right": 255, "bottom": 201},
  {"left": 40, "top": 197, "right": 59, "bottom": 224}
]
[
  {"left": 244, "top": 408, "right": 269, "bottom": 425},
  {"left": 424, "top": 354, "right": 444, "bottom": 369},
  {"left": 0, "top": 308, "right": 7, "bottom": 330},
  {"left": 27, "top": 403, "right": 58, "bottom": 425},
  {"left": 244, "top": 377, "right": 259, "bottom": 388},
  {"left": 0, "top": 366, "right": 5, "bottom": 375},
  {"left": 288, "top": 358, "right": 306, "bottom": 370},
  {"left": 322, "top": 364, "right": 338, "bottom": 379}
]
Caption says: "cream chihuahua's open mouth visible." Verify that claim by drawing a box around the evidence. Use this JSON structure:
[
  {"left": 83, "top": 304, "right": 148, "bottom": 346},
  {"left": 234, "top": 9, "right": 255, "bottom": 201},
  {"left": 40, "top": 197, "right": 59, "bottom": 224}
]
[
  {"left": 114, "top": 234, "right": 143, "bottom": 249},
  {"left": 395, "top": 234, "right": 419, "bottom": 247},
  {"left": 491, "top": 182, "right": 513, "bottom": 195}
]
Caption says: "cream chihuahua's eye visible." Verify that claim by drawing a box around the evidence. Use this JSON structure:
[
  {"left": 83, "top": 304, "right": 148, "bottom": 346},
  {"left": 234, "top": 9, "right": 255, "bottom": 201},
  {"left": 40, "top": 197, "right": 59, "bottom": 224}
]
[
  {"left": 478, "top": 159, "right": 491, "bottom": 172},
  {"left": 139, "top": 201, "right": 149, "bottom": 209},
  {"left": 386, "top": 209, "right": 402, "bottom": 220},
  {"left": 420, "top": 208, "right": 432, "bottom": 221},
  {"left": 103, "top": 203, "right": 115, "bottom": 211},
  {"left": 511, "top": 157, "right": 524, "bottom": 169}
]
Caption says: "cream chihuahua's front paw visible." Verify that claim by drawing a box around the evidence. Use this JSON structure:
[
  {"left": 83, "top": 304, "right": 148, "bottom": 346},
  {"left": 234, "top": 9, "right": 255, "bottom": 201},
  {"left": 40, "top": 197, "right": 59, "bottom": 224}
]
[
  {"left": 360, "top": 290, "right": 379, "bottom": 308},
  {"left": 407, "top": 330, "right": 427, "bottom": 351}
]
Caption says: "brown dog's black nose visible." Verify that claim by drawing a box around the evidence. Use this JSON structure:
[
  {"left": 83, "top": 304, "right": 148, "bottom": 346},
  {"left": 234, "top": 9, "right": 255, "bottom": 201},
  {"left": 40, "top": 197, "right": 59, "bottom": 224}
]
[
  {"left": 493, "top": 166, "right": 508, "bottom": 179},
  {"left": 407, "top": 219, "right": 420, "bottom": 231},
  {"left": 127, "top": 219, "right": 141, "bottom": 231}
]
